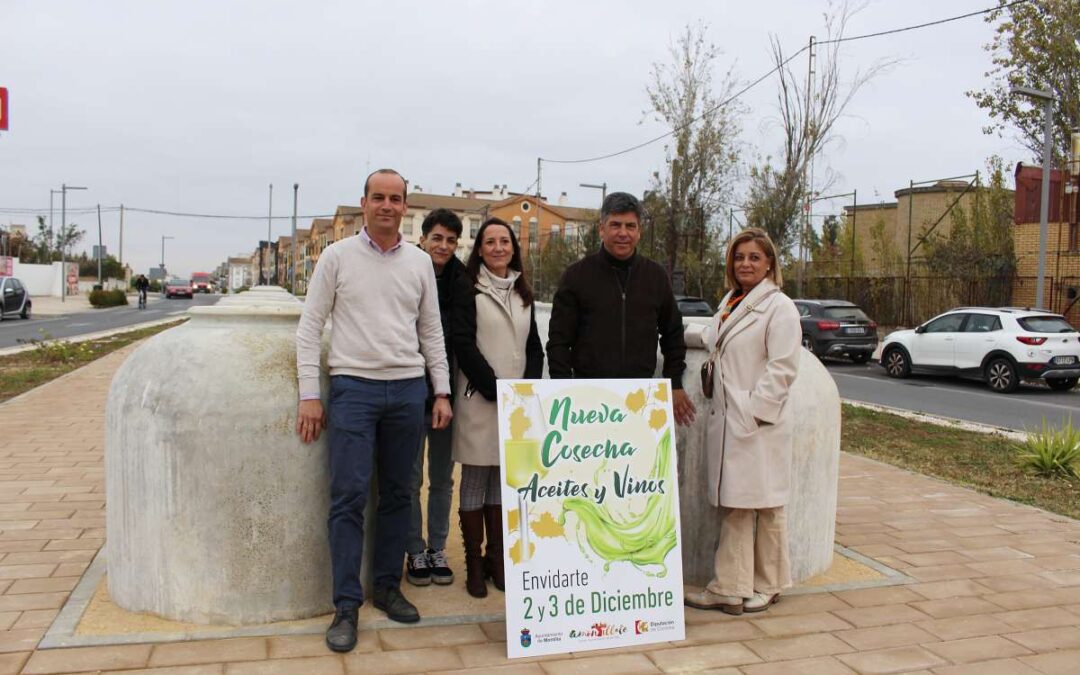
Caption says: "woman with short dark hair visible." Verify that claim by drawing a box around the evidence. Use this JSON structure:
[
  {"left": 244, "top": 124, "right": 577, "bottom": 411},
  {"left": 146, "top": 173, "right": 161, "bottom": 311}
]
[{"left": 451, "top": 217, "right": 543, "bottom": 598}]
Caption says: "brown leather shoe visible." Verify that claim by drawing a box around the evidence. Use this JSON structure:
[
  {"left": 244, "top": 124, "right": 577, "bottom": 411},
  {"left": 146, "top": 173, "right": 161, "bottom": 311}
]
[
  {"left": 684, "top": 588, "right": 744, "bottom": 615},
  {"left": 459, "top": 509, "right": 487, "bottom": 598}
]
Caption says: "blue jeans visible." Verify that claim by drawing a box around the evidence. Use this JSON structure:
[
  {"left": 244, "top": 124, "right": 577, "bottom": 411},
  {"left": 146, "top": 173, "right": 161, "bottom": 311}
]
[
  {"left": 406, "top": 414, "right": 454, "bottom": 555},
  {"left": 327, "top": 375, "right": 426, "bottom": 610}
]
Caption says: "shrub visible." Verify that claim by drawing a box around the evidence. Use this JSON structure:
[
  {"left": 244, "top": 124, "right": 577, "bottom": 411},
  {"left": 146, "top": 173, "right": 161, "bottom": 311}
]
[
  {"left": 89, "top": 289, "right": 128, "bottom": 308},
  {"left": 1014, "top": 418, "right": 1080, "bottom": 479}
]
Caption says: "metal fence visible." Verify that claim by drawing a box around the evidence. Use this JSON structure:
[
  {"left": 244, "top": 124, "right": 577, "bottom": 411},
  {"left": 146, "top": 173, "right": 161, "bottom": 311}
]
[{"left": 785, "top": 274, "right": 1020, "bottom": 327}]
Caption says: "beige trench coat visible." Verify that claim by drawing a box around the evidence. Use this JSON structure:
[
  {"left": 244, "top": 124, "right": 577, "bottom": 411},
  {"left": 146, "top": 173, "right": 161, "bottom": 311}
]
[
  {"left": 451, "top": 276, "right": 535, "bottom": 466},
  {"left": 703, "top": 278, "right": 801, "bottom": 508}
]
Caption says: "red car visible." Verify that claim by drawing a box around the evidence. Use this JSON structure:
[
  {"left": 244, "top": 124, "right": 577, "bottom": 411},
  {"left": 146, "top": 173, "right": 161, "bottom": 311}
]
[
  {"left": 191, "top": 272, "right": 213, "bottom": 293},
  {"left": 165, "top": 279, "right": 193, "bottom": 299}
]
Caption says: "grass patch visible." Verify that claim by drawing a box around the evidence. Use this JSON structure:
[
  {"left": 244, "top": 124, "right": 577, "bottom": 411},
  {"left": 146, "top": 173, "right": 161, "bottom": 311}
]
[
  {"left": 843, "top": 404, "right": 1080, "bottom": 520},
  {"left": 0, "top": 321, "right": 185, "bottom": 404}
]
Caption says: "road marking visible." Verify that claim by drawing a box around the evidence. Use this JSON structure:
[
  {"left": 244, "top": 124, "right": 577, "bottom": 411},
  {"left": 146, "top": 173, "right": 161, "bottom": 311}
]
[
  {"left": 167, "top": 310, "right": 186, "bottom": 316},
  {"left": 831, "top": 371, "right": 1080, "bottom": 413},
  {"left": 68, "top": 322, "right": 92, "bottom": 328}
]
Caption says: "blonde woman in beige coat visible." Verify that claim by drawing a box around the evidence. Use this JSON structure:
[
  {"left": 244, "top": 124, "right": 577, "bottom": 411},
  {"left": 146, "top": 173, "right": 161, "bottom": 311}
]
[
  {"left": 684, "top": 227, "right": 801, "bottom": 616},
  {"left": 451, "top": 217, "right": 544, "bottom": 599}
]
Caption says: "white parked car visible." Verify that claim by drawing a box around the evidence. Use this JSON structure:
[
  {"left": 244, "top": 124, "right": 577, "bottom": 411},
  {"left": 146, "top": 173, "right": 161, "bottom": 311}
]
[{"left": 877, "top": 307, "right": 1080, "bottom": 393}]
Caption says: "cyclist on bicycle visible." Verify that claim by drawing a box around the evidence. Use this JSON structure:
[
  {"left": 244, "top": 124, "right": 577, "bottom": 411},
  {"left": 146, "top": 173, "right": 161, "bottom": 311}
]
[{"left": 134, "top": 274, "right": 150, "bottom": 309}]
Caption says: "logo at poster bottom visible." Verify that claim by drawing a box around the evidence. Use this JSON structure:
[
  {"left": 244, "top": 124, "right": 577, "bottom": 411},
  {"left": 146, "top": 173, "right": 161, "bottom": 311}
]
[
  {"left": 520, "top": 629, "right": 532, "bottom": 648},
  {"left": 568, "top": 623, "right": 628, "bottom": 640}
]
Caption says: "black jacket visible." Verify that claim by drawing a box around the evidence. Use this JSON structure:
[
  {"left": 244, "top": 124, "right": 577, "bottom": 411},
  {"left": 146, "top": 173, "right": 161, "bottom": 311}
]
[
  {"left": 451, "top": 272, "right": 545, "bottom": 402},
  {"left": 546, "top": 248, "right": 687, "bottom": 387},
  {"left": 425, "top": 254, "right": 466, "bottom": 408}
]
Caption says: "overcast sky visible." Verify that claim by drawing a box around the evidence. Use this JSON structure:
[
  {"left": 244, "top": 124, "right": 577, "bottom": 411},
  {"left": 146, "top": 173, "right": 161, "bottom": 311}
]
[{"left": 1, "top": 0, "right": 1027, "bottom": 278}]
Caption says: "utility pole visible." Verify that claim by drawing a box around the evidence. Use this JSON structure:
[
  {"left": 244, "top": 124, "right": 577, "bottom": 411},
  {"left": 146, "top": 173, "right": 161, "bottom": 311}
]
[
  {"left": 60, "top": 184, "right": 87, "bottom": 302},
  {"left": 291, "top": 183, "right": 298, "bottom": 294},
  {"left": 96, "top": 204, "right": 103, "bottom": 285},
  {"left": 265, "top": 183, "right": 273, "bottom": 285},
  {"left": 796, "top": 34, "right": 816, "bottom": 298},
  {"left": 161, "top": 236, "right": 174, "bottom": 278},
  {"left": 119, "top": 204, "right": 124, "bottom": 266}
]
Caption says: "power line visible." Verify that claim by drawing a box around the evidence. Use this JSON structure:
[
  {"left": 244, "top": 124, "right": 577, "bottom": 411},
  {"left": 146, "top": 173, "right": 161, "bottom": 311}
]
[{"left": 540, "top": 0, "right": 1030, "bottom": 166}]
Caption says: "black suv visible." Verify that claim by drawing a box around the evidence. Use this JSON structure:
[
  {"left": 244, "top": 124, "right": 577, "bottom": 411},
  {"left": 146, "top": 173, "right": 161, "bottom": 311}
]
[{"left": 794, "top": 299, "right": 877, "bottom": 363}]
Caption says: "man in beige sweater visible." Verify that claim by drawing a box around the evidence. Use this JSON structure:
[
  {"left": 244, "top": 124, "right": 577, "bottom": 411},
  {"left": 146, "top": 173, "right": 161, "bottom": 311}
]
[{"left": 296, "top": 169, "right": 452, "bottom": 653}]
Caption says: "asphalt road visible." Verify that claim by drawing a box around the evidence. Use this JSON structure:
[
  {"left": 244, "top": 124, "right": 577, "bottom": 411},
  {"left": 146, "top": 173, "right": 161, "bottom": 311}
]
[
  {"left": 822, "top": 356, "right": 1080, "bottom": 432},
  {"left": 0, "top": 294, "right": 221, "bottom": 349}
]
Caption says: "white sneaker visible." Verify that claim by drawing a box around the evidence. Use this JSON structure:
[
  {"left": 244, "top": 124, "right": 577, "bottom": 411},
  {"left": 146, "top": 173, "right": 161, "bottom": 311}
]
[
  {"left": 744, "top": 592, "right": 779, "bottom": 612},
  {"left": 684, "top": 588, "right": 744, "bottom": 615}
]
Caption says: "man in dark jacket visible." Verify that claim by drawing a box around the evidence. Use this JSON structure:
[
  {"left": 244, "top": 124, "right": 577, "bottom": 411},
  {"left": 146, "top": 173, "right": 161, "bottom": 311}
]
[
  {"left": 547, "top": 192, "right": 696, "bottom": 426},
  {"left": 406, "top": 208, "right": 465, "bottom": 588}
]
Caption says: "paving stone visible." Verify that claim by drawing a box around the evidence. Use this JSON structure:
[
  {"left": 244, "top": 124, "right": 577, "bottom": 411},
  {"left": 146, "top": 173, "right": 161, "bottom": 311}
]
[
  {"left": 832, "top": 586, "right": 924, "bottom": 608},
  {"left": 760, "top": 593, "right": 851, "bottom": 617},
  {"left": 740, "top": 656, "right": 856, "bottom": 675},
  {"left": 908, "top": 596, "right": 1003, "bottom": 619},
  {"left": 343, "top": 646, "right": 464, "bottom": 674},
  {"left": 930, "top": 658, "right": 1043, "bottom": 675},
  {"left": 1018, "top": 648, "right": 1080, "bottom": 674},
  {"left": 149, "top": 638, "right": 268, "bottom": 667},
  {"left": 992, "top": 606, "right": 1080, "bottom": 630},
  {"left": 267, "top": 633, "right": 378, "bottom": 659},
  {"left": 22, "top": 644, "right": 152, "bottom": 673},
  {"left": 453, "top": 642, "right": 557, "bottom": 668},
  {"left": 647, "top": 642, "right": 761, "bottom": 672},
  {"left": 957, "top": 547, "right": 1033, "bottom": 562},
  {"left": 832, "top": 604, "right": 932, "bottom": 628},
  {"left": 1004, "top": 625, "right": 1080, "bottom": 652},
  {"left": 922, "top": 635, "right": 1032, "bottom": 663},
  {"left": 6, "top": 576, "right": 79, "bottom": 594},
  {"left": 743, "top": 633, "right": 854, "bottom": 661},
  {"left": 680, "top": 620, "right": 765, "bottom": 645},
  {"left": 11, "top": 610, "right": 57, "bottom": 630},
  {"left": 917, "top": 614, "right": 1015, "bottom": 640},
  {"left": 224, "top": 656, "right": 344, "bottom": 675},
  {"left": 538, "top": 652, "right": 659, "bottom": 674},
  {"left": 0, "top": 627, "right": 44, "bottom": 654},
  {"left": 835, "top": 645, "right": 946, "bottom": 674},
  {"left": 904, "top": 564, "right": 981, "bottom": 582},
  {"left": 832, "top": 623, "right": 939, "bottom": 651},
  {"left": 748, "top": 611, "right": 853, "bottom": 637},
  {"left": 104, "top": 667, "right": 224, "bottom": 675},
  {"left": 440, "top": 665, "right": 546, "bottom": 675},
  {"left": 378, "top": 623, "right": 487, "bottom": 650},
  {"left": 0, "top": 652, "right": 29, "bottom": 675},
  {"left": 481, "top": 621, "right": 507, "bottom": 642},
  {"left": 986, "top": 588, "right": 1080, "bottom": 610},
  {"left": 906, "top": 580, "right": 993, "bottom": 601}
]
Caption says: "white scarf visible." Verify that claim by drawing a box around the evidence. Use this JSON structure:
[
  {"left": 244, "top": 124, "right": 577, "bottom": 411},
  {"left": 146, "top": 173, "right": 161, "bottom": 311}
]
[{"left": 480, "top": 264, "right": 520, "bottom": 310}]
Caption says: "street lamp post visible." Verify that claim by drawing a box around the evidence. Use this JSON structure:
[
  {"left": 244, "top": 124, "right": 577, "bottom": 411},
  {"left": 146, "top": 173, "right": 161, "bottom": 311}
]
[
  {"left": 161, "top": 235, "right": 174, "bottom": 279},
  {"left": 60, "top": 184, "right": 87, "bottom": 302},
  {"left": 579, "top": 182, "right": 608, "bottom": 206},
  {"left": 291, "top": 183, "right": 298, "bottom": 294},
  {"left": 1011, "top": 85, "right": 1057, "bottom": 309}
]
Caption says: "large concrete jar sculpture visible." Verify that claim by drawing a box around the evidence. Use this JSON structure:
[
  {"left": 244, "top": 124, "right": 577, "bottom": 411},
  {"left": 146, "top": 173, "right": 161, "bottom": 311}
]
[
  {"left": 678, "top": 324, "right": 841, "bottom": 585},
  {"left": 106, "top": 301, "right": 332, "bottom": 624}
]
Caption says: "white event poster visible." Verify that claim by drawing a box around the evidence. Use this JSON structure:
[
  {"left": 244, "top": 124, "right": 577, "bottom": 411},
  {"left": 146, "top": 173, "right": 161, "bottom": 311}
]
[{"left": 497, "top": 378, "right": 685, "bottom": 659}]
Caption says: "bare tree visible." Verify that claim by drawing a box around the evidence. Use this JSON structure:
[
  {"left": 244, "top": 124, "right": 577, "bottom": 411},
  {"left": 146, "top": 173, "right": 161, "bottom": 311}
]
[
  {"left": 746, "top": 1, "right": 893, "bottom": 270},
  {"left": 645, "top": 22, "right": 742, "bottom": 277}
]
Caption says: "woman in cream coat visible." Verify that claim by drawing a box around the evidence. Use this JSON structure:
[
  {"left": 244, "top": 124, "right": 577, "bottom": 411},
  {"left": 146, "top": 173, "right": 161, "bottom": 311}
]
[
  {"left": 685, "top": 227, "right": 801, "bottom": 615},
  {"left": 451, "top": 217, "right": 544, "bottom": 599}
]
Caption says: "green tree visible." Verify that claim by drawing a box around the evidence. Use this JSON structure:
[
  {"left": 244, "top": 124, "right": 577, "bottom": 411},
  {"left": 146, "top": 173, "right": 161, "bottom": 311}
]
[
  {"left": 967, "top": 0, "right": 1080, "bottom": 163},
  {"left": 923, "top": 157, "right": 1016, "bottom": 279},
  {"left": 645, "top": 21, "right": 741, "bottom": 276},
  {"left": 868, "top": 215, "right": 903, "bottom": 276},
  {"left": 28, "top": 215, "right": 85, "bottom": 263}
]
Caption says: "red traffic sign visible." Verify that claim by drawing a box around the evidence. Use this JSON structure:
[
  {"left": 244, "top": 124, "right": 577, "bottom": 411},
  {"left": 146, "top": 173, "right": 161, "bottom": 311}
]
[{"left": 0, "top": 88, "right": 8, "bottom": 131}]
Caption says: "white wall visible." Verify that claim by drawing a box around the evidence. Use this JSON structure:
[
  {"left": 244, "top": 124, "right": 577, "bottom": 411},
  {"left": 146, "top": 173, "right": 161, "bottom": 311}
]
[{"left": 12, "top": 261, "right": 62, "bottom": 296}]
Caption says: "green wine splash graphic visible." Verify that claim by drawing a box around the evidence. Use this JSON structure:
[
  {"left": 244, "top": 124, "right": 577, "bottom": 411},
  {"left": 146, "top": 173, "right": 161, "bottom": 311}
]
[{"left": 559, "top": 429, "right": 676, "bottom": 576}]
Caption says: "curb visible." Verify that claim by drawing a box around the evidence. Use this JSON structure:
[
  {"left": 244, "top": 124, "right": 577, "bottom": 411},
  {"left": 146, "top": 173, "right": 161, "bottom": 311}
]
[
  {"left": 0, "top": 316, "right": 189, "bottom": 357},
  {"left": 841, "top": 398, "right": 1028, "bottom": 441}
]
